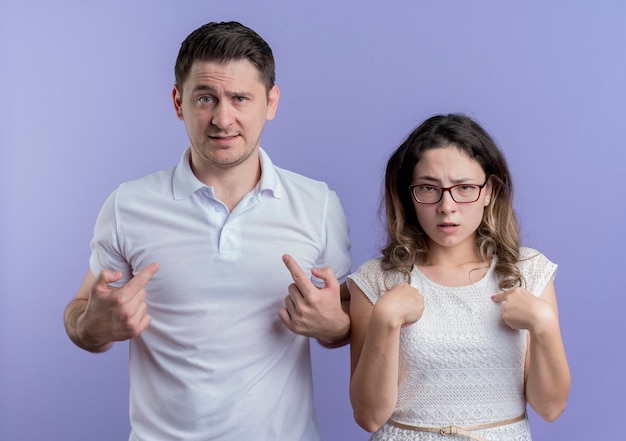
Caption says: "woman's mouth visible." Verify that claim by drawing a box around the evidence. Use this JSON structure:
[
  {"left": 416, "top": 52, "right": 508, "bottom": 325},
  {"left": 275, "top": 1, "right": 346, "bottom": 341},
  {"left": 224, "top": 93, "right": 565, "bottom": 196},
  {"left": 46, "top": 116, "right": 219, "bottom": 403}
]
[{"left": 437, "top": 222, "right": 459, "bottom": 233}]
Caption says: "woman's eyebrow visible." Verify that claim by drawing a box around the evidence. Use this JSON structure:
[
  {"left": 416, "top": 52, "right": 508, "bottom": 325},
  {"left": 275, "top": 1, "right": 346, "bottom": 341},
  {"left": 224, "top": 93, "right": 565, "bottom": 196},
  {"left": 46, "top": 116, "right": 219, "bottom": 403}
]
[{"left": 414, "top": 175, "right": 479, "bottom": 184}]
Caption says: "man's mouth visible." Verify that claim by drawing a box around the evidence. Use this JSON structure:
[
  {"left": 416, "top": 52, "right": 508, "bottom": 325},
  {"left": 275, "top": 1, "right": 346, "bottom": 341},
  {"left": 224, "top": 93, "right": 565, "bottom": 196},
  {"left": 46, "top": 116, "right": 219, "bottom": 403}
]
[
  {"left": 208, "top": 134, "right": 240, "bottom": 145},
  {"left": 209, "top": 134, "right": 238, "bottom": 140}
]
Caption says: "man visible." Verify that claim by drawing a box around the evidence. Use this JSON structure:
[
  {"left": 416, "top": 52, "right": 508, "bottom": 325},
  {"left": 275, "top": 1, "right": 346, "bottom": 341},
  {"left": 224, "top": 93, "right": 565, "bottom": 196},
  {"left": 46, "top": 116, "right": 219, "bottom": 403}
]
[{"left": 64, "top": 21, "right": 351, "bottom": 441}]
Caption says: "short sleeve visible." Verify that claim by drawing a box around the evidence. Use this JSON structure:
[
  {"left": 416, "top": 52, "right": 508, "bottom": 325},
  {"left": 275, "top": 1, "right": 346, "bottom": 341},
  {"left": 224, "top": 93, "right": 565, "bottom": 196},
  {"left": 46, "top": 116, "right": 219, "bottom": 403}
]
[
  {"left": 347, "top": 259, "right": 406, "bottom": 305},
  {"left": 518, "top": 247, "right": 558, "bottom": 297},
  {"left": 316, "top": 189, "right": 352, "bottom": 284},
  {"left": 88, "top": 188, "right": 132, "bottom": 287}
]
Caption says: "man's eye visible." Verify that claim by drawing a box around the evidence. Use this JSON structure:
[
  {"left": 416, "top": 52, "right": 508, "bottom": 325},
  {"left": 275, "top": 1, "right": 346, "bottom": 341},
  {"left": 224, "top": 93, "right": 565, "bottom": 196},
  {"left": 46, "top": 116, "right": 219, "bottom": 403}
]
[
  {"left": 234, "top": 96, "right": 247, "bottom": 103},
  {"left": 198, "top": 96, "right": 212, "bottom": 103}
]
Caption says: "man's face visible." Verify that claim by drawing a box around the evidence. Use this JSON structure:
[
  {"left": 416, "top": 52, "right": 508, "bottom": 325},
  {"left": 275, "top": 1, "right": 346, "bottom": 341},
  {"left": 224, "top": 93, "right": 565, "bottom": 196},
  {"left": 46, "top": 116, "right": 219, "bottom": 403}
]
[{"left": 173, "top": 59, "right": 279, "bottom": 176}]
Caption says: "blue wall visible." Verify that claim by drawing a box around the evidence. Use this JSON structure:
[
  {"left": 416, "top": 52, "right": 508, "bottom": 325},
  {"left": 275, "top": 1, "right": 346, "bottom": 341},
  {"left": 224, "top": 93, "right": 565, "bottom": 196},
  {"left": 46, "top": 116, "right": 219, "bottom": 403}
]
[{"left": 1, "top": 1, "right": 624, "bottom": 439}]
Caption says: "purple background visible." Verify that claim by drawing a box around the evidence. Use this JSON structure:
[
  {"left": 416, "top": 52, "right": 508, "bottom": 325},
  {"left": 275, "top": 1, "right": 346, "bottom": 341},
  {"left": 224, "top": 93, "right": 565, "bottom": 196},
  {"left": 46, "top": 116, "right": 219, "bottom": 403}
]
[{"left": 1, "top": 1, "right": 624, "bottom": 439}]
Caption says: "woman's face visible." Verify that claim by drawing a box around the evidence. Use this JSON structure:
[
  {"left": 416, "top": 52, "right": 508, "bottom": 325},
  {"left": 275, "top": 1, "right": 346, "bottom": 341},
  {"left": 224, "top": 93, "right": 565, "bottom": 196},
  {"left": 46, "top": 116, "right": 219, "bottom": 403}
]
[{"left": 411, "top": 145, "right": 492, "bottom": 253}]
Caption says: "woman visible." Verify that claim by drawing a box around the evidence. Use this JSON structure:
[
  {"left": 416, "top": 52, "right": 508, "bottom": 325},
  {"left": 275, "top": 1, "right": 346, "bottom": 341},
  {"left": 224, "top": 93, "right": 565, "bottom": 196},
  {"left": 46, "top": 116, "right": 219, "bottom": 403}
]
[{"left": 348, "top": 114, "right": 570, "bottom": 440}]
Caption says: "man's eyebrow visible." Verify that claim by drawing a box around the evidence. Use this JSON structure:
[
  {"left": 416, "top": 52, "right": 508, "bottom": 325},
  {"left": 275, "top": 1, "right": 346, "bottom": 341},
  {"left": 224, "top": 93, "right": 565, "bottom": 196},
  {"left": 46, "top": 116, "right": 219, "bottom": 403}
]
[
  {"left": 191, "top": 85, "right": 216, "bottom": 94},
  {"left": 191, "top": 85, "right": 251, "bottom": 97}
]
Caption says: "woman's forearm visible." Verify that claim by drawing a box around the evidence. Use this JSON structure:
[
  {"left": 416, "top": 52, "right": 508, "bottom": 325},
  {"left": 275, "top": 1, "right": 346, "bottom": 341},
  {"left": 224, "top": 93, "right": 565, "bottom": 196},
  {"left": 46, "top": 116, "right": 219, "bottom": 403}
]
[
  {"left": 350, "top": 306, "right": 402, "bottom": 432},
  {"left": 525, "top": 310, "right": 571, "bottom": 421}
]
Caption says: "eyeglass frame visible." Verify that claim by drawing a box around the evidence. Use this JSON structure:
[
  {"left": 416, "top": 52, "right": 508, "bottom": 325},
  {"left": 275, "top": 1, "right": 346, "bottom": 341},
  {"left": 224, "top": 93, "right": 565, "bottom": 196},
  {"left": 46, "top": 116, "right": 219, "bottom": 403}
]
[{"left": 409, "top": 177, "right": 490, "bottom": 204}]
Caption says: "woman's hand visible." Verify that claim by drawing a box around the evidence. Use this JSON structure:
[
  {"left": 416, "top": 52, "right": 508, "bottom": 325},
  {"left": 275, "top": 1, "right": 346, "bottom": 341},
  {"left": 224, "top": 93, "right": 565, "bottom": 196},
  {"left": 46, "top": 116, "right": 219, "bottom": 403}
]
[
  {"left": 491, "top": 287, "right": 556, "bottom": 334},
  {"left": 376, "top": 282, "right": 424, "bottom": 329}
]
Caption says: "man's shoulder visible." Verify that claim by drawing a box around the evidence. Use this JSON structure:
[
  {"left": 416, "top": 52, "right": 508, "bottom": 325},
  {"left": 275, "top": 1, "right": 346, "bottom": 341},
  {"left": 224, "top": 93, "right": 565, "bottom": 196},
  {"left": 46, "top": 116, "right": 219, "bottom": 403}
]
[
  {"left": 113, "top": 164, "right": 177, "bottom": 201},
  {"left": 272, "top": 164, "right": 331, "bottom": 192},
  {"left": 120, "top": 165, "right": 176, "bottom": 187}
]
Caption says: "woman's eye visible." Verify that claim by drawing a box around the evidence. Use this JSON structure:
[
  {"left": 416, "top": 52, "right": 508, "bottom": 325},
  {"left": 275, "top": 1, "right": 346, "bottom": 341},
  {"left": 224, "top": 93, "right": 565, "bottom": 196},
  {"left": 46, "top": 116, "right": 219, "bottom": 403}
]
[{"left": 459, "top": 185, "right": 477, "bottom": 192}]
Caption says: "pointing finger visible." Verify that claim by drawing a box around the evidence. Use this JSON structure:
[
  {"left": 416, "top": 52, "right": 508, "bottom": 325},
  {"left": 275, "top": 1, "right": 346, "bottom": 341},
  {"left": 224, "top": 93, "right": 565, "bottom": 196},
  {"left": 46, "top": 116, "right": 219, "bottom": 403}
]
[
  {"left": 124, "top": 263, "right": 160, "bottom": 293},
  {"left": 491, "top": 292, "right": 507, "bottom": 302},
  {"left": 282, "top": 254, "right": 309, "bottom": 288}
]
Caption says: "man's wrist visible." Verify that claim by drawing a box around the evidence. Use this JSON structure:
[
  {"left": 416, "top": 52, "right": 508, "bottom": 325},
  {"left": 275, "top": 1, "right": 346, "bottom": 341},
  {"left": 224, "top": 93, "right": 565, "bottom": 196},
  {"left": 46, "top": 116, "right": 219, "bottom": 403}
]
[{"left": 317, "top": 325, "right": 351, "bottom": 349}]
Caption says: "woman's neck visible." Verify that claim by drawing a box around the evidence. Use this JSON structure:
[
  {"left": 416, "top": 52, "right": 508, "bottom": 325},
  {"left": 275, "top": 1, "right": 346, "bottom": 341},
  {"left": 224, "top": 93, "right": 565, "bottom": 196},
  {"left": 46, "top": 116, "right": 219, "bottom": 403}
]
[
  {"left": 425, "top": 239, "right": 484, "bottom": 267},
  {"left": 418, "top": 240, "right": 490, "bottom": 287}
]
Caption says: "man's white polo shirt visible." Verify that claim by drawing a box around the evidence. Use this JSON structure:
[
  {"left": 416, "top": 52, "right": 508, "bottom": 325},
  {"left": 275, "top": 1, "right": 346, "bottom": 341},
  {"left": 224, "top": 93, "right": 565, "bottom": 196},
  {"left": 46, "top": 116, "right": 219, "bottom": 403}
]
[{"left": 89, "top": 147, "right": 352, "bottom": 441}]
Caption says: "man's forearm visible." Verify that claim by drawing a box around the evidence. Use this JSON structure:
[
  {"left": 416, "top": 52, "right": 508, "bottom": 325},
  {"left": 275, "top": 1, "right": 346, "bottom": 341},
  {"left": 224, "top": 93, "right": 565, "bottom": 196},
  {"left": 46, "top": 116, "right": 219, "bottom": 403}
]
[
  {"left": 317, "top": 300, "right": 351, "bottom": 348},
  {"left": 63, "top": 299, "right": 112, "bottom": 353}
]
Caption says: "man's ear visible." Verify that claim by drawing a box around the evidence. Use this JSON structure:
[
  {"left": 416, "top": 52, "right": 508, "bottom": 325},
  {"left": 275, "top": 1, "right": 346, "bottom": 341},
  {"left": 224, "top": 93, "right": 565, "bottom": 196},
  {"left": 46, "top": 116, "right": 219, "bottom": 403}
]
[
  {"left": 172, "top": 85, "right": 184, "bottom": 120},
  {"left": 265, "top": 85, "right": 280, "bottom": 121}
]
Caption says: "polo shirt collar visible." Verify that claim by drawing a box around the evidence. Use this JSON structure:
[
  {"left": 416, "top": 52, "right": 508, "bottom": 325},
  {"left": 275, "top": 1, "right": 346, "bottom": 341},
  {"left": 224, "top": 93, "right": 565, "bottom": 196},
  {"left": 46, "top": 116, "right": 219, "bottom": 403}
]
[
  {"left": 257, "top": 147, "right": 283, "bottom": 199},
  {"left": 172, "top": 147, "right": 283, "bottom": 200}
]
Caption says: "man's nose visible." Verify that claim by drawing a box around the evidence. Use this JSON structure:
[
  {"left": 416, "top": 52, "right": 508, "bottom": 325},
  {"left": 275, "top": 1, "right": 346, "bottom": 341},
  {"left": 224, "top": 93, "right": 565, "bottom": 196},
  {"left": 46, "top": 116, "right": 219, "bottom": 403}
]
[{"left": 211, "top": 103, "right": 235, "bottom": 128}]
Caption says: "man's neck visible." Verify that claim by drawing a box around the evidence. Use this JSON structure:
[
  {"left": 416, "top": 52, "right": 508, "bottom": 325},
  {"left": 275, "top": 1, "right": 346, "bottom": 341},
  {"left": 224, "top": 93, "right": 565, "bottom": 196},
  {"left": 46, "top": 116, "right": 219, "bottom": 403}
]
[{"left": 191, "top": 151, "right": 262, "bottom": 211}]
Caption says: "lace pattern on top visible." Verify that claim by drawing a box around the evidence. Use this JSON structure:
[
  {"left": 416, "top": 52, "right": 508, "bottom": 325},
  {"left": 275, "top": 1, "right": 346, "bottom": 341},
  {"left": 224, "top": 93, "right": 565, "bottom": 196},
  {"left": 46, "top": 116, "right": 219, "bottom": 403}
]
[{"left": 347, "top": 247, "right": 557, "bottom": 440}]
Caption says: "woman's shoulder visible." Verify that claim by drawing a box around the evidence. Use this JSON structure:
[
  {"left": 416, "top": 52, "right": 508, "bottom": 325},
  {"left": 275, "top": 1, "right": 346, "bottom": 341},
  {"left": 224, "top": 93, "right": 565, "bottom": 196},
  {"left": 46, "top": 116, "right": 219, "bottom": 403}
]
[
  {"left": 517, "top": 246, "right": 558, "bottom": 295},
  {"left": 353, "top": 257, "right": 384, "bottom": 272},
  {"left": 348, "top": 257, "right": 408, "bottom": 302},
  {"left": 349, "top": 258, "right": 385, "bottom": 287},
  {"left": 518, "top": 246, "right": 555, "bottom": 266}
]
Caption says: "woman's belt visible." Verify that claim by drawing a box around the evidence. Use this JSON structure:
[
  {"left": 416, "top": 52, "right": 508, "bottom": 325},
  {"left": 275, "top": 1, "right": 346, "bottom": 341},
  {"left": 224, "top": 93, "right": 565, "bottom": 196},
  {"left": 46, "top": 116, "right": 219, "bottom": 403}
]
[{"left": 387, "top": 413, "right": 526, "bottom": 441}]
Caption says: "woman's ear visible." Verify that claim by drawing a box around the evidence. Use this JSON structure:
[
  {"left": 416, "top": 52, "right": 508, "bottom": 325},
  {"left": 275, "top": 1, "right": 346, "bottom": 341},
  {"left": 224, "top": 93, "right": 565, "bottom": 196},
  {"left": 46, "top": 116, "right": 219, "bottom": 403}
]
[{"left": 484, "top": 179, "right": 493, "bottom": 206}]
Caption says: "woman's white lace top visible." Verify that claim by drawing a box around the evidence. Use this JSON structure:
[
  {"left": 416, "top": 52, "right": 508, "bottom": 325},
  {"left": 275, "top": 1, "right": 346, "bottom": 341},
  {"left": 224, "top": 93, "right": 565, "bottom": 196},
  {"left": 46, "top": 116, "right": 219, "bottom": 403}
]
[{"left": 347, "top": 247, "right": 557, "bottom": 440}]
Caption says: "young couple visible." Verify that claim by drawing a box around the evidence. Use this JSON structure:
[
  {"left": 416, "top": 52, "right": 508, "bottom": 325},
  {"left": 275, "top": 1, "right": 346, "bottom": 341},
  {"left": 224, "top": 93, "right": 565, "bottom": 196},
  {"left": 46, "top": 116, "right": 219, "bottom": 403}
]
[{"left": 64, "top": 21, "right": 570, "bottom": 441}]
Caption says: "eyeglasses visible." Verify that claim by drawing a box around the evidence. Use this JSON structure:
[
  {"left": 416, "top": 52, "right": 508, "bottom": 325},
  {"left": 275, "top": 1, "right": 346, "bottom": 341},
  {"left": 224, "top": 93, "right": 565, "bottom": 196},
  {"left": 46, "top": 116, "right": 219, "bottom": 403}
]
[{"left": 409, "top": 178, "right": 489, "bottom": 204}]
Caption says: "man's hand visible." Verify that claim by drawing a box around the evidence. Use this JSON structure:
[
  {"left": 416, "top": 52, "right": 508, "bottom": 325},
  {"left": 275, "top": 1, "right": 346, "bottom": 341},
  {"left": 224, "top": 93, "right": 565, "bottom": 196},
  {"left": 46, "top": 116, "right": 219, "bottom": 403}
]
[
  {"left": 278, "top": 254, "right": 350, "bottom": 347},
  {"left": 69, "top": 263, "right": 159, "bottom": 352}
]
